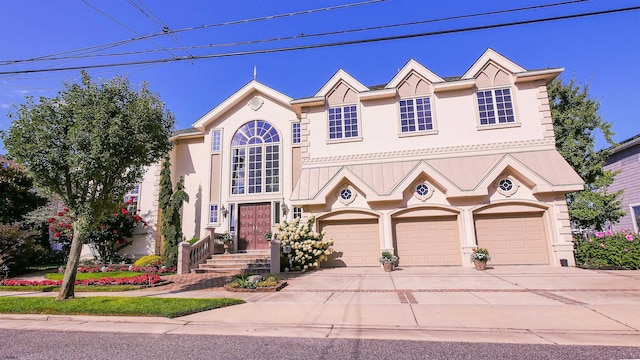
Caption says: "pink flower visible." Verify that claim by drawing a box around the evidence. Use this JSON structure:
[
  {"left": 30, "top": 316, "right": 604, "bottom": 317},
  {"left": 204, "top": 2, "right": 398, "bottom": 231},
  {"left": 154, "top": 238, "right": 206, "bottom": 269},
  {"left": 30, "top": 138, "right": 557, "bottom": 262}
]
[
  {"left": 626, "top": 234, "right": 634, "bottom": 241},
  {"left": 595, "top": 232, "right": 604, "bottom": 238},
  {"left": 588, "top": 239, "right": 593, "bottom": 243},
  {"left": 600, "top": 243, "right": 606, "bottom": 248},
  {"left": 605, "top": 230, "right": 614, "bottom": 236},
  {"left": 624, "top": 249, "right": 629, "bottom": 252}
]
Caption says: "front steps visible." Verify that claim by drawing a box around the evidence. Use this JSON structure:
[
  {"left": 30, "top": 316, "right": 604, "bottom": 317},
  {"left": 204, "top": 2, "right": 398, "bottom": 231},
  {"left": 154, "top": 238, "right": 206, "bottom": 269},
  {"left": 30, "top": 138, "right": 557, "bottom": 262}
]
[{"left": 192, "top": 252, "right": 271, "bottom": 274}]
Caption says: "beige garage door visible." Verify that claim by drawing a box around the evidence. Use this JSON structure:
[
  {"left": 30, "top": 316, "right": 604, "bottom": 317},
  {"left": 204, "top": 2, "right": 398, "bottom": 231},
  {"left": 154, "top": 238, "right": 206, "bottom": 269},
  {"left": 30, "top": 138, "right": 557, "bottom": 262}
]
[
  {"left": 320, "top": 219, "right": 379, "bottom": 267},
  {"left": 394, "top": 216, "right": 461, "bottom": 266},
  {"left": 474, "top": 213, "right": 549, "bottom": 265}
]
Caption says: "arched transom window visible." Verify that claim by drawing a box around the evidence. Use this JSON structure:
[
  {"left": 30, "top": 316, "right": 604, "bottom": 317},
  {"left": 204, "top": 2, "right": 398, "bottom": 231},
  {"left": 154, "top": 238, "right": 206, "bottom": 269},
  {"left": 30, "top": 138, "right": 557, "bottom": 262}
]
[{"left": 231, "top": 120, "right": 280, "bottom": 195}]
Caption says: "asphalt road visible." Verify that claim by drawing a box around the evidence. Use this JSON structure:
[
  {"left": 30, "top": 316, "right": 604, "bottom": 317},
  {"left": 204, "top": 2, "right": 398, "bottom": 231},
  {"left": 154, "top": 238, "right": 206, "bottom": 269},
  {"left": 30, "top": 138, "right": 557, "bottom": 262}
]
[{"left": 2, "top": 329, "right": 639, "bottom": 360}]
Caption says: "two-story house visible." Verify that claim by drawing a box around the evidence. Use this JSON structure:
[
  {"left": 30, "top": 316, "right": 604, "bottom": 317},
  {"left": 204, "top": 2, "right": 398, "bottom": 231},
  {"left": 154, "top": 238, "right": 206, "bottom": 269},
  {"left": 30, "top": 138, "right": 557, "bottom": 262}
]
[{"left": 132, "top": 48, "right": 583, "bottom": 268}]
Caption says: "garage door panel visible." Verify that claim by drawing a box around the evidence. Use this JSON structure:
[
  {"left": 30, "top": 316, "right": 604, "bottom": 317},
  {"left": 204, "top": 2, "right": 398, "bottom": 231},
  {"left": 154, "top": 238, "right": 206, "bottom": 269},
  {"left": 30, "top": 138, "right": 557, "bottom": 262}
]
[
  {"left": 320, "top": 220, "right": 379, "bottom": 267},
  {"left": 474, "top": 213, "right": 549, "bottom": 265},
  {"left": 394, "top": 216, "right": 460, "bottom": 266}
]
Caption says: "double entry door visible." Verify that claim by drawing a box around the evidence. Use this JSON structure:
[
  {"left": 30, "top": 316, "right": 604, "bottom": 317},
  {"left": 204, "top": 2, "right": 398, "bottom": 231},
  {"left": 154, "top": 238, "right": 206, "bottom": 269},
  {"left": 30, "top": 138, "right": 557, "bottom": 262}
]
[{"left": 237, "top": 203, "right": 271, "bottom": 251}]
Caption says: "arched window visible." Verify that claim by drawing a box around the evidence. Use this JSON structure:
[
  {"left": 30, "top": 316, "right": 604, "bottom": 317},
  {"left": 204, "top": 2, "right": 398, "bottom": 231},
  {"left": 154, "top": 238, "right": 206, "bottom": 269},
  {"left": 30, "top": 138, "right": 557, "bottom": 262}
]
[{"left": 231, "top": 120, "right": 280, "bottom": 194}]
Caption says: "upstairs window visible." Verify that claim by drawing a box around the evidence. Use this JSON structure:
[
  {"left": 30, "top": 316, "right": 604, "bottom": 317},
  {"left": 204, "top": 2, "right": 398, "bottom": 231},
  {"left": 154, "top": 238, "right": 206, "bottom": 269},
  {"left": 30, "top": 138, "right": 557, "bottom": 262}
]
[
  {"left": 211, "top": 130, "right": 222, "bottom": 152},
  {"left": 399, "top": 97, "right": 433, "bottom": 133},
  {"left": 477, "top": 88, "right": 515, "bottom": 125},
  {"left": 328, "top": 105, "right": 359, "bottom": 140},
  {"left": 292, "top": 122, "right": 301, "bottom": 144},
  {"left": 230, "top": 120, "right": 280, "bottom": 195}
]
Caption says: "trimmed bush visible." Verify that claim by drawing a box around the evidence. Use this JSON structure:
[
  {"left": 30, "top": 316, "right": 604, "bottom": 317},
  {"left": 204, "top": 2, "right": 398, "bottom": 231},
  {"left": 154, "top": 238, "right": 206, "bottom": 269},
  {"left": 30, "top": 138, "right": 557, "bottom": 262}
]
[
  {"left": 134, "top": 255, "right": 164, "bottom": 267},
  {"left": 574, "top": 230, "right": 640, "bottom": 269}
]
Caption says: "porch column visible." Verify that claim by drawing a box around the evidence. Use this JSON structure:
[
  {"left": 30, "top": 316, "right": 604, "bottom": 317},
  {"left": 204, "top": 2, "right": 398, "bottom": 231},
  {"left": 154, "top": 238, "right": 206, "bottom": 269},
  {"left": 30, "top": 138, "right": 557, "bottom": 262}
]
[{"left": 380, "top": 211, "right": 394, "bottom": 252}]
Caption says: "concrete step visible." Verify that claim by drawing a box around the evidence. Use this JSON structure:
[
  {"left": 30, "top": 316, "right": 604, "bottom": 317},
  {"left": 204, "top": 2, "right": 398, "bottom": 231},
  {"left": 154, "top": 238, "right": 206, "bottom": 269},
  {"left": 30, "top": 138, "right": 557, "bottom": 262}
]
[{"left": 196, "top": 252, "right": 271, "bottom": 274}]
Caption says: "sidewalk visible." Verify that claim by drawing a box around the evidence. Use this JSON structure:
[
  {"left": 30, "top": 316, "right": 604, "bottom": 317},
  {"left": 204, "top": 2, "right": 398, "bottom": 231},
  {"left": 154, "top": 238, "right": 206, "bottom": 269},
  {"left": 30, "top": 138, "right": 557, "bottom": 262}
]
[{"left": 1, "top": 266, "right": 639, "bottom": 346}]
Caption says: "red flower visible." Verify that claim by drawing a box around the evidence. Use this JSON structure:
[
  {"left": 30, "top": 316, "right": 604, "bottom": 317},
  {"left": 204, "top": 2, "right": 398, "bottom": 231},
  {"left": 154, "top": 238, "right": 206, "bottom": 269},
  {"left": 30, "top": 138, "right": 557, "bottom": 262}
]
[
  {"left": 116, "top": 240, "right": 120, "bottom": 244},
  {"left": 54, "top": 232, "right": 61, "bottom": 238},
  {"left": 65, "top": 224, "right": 72, "bottom": 230},
  {"left": 48, "top": 218, "right": 55, "bottom": 223},
  {"left": 121, "top": 208, "right": 129, "bottom": 215},
  {"left": 57, "top": 212, "right": 63, "bottom": 217}
]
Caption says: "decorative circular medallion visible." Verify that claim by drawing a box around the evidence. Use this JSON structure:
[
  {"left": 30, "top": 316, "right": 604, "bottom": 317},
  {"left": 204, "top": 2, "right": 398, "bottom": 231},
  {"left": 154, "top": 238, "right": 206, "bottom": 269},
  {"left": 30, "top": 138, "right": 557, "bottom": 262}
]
[
  {"left": 496, "top": 177, "right": 518, "bottom": 197},
  {"left": 498, "top": 178, "right": 514, "bottom": 192},
  {"left": 416, "top": 183, "right": 430, "bottom": 196},
  {"left": 248, "top": 96, "right": 264, "bottom": 111},
  {"left": 340, "top": 188, "right": 353, "bottom": 201}
]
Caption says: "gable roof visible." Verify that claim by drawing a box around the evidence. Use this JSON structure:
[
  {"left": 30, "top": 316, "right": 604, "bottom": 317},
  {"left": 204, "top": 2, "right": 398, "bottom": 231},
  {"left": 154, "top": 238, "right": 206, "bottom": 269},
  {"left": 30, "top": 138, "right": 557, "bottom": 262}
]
[
  {"left": 314, "top": 69, "right": 368, "bottom": 97},
  {"left": 192, "top": 80, "right": 293, "bottom": 131},
  {"left": 386, "top": 58, "right": 445, "bottom": 88}
]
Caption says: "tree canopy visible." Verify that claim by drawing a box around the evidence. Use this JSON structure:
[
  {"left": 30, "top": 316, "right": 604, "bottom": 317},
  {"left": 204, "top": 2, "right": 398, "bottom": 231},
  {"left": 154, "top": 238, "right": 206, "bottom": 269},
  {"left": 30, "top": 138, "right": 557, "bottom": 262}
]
[
  {"left": 2, "top": 71, "right": 174, "bottom": 298},
  {"left": 548, "top": 77, "right": 624, "bottom": 230}
]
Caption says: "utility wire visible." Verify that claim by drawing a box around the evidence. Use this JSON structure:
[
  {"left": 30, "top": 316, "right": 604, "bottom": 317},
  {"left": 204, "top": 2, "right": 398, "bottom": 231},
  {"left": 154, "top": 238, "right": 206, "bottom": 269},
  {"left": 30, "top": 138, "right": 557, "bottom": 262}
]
[
  {"left": 1, "top": 0, "right": 385, "bottom": 66},
  {"left": 80, "top": 0, "right": 181, "bottom": 59},
  {"left": 126, "top": 0, "right": 194, "bottom": 59},
  {"left": 0, "top": 5, "right": 637, "bottom": 76},
  {"left": 1, "top": 0, "right": 590, "bottom": 64}
]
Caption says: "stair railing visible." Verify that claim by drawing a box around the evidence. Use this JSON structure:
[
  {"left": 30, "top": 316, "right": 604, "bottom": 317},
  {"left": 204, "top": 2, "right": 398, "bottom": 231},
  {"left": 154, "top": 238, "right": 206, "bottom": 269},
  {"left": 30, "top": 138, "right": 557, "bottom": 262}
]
[{"left": 177, "top": 235, "right": 212, "bottom": 274}]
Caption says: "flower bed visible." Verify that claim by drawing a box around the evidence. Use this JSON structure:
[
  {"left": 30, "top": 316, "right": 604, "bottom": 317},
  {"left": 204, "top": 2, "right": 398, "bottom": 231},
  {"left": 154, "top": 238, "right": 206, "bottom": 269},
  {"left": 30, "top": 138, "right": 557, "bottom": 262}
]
[
  {"left": 0, "top": 274, "right": 163, "bottom": 287},
  {"left": 69, "top": 265, "right": 176, "bottom": 274},
  {"left": 574, "top": 230, "right": 640, "bottom": 270}
]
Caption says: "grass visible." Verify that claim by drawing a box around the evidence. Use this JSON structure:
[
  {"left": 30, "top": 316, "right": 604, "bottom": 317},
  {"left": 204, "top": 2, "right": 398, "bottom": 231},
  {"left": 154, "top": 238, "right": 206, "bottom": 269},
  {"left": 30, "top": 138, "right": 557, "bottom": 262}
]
[
  {"left": 0, "top": 296, "right": 245, "bottom": 318},
  {"left": 45, "top": 271, "right": 145, "bottom": 280}
]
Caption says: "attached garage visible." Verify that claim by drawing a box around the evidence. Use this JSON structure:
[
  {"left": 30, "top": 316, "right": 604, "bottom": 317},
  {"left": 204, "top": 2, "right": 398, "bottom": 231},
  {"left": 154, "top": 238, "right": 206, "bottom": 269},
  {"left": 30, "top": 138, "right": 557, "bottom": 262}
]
[
  {"left": 319, "top": 219, "right": 380, "bottom": 267},
  {"left": 394, "top": 215, "right": 461, "bottom": 266},
  {"left": 474, "top": 212, "right": 549, "bottom": 265}
]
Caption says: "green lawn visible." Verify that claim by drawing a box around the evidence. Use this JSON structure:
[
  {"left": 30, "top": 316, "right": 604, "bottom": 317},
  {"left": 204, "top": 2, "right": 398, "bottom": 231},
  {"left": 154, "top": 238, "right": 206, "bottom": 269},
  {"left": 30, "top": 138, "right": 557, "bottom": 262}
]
[
  {"left": 45, "top": 271, "right": 145, "bottom": 280},
  {"left": 0, "top": 296, "right": 244, "bottom": 318}
]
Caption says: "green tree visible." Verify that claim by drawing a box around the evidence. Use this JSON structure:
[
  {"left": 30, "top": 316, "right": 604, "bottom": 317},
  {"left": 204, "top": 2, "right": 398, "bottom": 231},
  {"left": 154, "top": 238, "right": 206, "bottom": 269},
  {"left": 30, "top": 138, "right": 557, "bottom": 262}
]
[
  {"left": 2, "top": 71, "right": 174, "bottom": 299},
  {"left": 158, "top": 157, "right": 189, "bottom": 266},
  {"left": 548, "top": 77, "right": 625, "bottom": 230},
  {"left": 0, "top": 161, "right": 48, "bottom": 224}
]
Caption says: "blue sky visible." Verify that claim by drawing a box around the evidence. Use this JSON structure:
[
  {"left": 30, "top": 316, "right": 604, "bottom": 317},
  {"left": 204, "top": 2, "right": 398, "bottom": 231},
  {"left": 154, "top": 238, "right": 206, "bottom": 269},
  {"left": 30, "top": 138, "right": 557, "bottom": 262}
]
[{"left": 1, "top": 0, "right": 639, "bottom": 151}]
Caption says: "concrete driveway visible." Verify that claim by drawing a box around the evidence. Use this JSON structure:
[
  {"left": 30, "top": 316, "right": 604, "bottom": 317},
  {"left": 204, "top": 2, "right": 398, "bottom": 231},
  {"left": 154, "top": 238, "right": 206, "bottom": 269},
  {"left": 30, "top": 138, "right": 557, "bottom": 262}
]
[{"left": 1, "top": 265, "right": 639, "bottom": 346}]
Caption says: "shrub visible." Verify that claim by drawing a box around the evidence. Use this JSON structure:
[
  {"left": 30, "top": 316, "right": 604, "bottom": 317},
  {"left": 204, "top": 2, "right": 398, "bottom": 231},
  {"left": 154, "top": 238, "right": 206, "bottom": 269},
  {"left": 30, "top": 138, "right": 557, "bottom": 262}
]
[
  {"left": 0, "top": 224, "right": 38, "bottom": 276},
  {"left": 134, "top": 255, "right": 164, "bottom": 267},
  {"left": 574, "top": 230, "right": 640, "bottom": 269},
  {"left": 276, "top": 216, "right": 333, "bottom": 271}
]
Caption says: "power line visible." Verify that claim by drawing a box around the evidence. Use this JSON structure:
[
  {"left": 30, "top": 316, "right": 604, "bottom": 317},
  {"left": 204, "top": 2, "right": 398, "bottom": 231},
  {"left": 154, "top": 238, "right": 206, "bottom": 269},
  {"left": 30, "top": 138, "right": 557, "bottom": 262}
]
[
  {"left": 80, "top": 0, "right": 180, "bottom": 59},
  {"left": 0, "top": 5, "right": 637, "bottom": 76},
  {"left": 126, "top": 0, "right": 194, "bottom": 59},
  {"left": 0, "top": 0, "right": 590, "bottom": 65},
  {"left": 0, "top": 0, "right": 385, "bottom": 66}
]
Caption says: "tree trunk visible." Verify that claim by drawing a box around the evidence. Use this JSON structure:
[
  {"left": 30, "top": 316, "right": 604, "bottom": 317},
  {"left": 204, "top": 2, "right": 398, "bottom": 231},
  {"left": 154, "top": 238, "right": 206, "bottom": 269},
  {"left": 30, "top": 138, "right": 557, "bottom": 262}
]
[{"left": 57, "top": 223, "right": 84, "bottom": 300}]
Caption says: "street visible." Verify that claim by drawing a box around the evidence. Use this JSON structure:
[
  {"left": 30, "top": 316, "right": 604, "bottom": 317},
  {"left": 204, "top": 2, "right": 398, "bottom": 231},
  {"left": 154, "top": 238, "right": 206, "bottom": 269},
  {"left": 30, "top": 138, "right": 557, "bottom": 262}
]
[{"left": 2, "top": 329, "right": 639, "bottom": 360}]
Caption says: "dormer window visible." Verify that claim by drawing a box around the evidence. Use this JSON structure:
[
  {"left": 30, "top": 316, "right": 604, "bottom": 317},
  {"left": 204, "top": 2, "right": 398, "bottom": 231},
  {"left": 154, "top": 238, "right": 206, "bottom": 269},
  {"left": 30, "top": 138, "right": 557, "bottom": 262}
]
[
  {"left": 399, "top": 97, "right": 433, "bottom": 133},
  {"left": 328, "top": 105, "right": 359, "bottom": 139},
  {"left": 477, "top": 88, "right": 515, "bottom": 125}
]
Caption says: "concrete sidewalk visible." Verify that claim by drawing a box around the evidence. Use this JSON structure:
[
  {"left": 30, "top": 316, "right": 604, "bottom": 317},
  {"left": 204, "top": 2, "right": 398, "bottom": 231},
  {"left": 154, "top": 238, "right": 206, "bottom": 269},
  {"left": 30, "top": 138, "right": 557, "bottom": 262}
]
[{"left": 1, "top": 266, "right": 639, "bottom": 346}]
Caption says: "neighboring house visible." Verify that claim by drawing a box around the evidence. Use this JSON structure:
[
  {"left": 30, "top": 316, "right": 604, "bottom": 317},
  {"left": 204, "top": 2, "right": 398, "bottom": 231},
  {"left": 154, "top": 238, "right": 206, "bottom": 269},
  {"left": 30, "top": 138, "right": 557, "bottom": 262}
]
[
  {"left": 604, "top": 134, "right": 640, "bottom": 233},
  {"left": 135, "top": 48, "right": 584, "bottom": 267}
]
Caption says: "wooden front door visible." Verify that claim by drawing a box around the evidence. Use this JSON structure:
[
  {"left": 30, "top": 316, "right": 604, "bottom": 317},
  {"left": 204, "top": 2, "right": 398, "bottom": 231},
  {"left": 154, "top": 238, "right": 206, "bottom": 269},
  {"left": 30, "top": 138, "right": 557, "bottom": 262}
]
[{"left": 238, "top": 203, "right": 271, "bottom": 251}]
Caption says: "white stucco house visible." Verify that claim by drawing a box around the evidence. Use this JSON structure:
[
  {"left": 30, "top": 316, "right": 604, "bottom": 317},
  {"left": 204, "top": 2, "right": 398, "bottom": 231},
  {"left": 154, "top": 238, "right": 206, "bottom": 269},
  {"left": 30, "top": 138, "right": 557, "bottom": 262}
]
[{"left": 132, "top": 48, "right": 584, "bottom": 268}]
